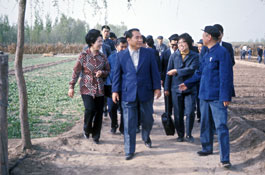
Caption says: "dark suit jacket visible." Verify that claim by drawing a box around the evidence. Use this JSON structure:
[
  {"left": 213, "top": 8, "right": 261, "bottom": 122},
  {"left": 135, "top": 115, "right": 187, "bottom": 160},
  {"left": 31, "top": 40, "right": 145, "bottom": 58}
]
[
  {"left": 112, "top": 47, "right": 161, "bottom": 102},
  {"left": 160, "top": 49, "right": 172, "bottom": 84},
  {"left": 222, "top": 41, "right": 235, "bottom": 66},
  {"left": 164, "top": 50, "right": 199, "bottom": 94},
  {"left": 102, "top": 44, "right": 112, "bottom": 58}
]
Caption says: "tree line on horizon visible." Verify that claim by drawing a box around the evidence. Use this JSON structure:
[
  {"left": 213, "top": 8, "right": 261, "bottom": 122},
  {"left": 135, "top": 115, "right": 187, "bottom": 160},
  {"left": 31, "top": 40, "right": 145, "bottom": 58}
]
[{"left": 0, "top": 14, "right": 127, "bottom": 45}]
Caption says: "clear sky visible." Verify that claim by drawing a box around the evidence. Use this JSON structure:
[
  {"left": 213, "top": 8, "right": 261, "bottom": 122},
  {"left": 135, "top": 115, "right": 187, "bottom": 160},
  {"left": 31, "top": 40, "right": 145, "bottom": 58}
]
[{"left": 1, "top": 0, "right": 265, "bottom": 42}]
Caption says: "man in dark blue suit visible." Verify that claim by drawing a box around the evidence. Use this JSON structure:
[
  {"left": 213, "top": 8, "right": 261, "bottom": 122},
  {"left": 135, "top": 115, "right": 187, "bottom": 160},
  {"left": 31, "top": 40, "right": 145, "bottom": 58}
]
[
  {"left": 213, "top": 24, "right": 235, "bottom": 66},
  {"left": 112, "top": 28, "right": 161, "bottom": 160},
  {"left": 101, "top": 25, "right": 116, "bottom": 51},
  {"left": 161, "top": 34, "right": 178, "bottom": 117}
]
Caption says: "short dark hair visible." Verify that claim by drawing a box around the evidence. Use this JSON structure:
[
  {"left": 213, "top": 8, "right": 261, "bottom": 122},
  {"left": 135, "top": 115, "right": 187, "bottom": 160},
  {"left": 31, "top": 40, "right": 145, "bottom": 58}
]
[
  {"left": 142, "top": 35, "right": 146, "bottom": 44},
  {"left": 146, "top": 35, "right": 155, "bottom": 48},
  {"left": 85, "top": 29, "right": 102, "bottom": 47},
  {"left": 168, "top": 34, "right": 179, "bottom": 42},
  {"left": 115, "top": 37, "right": 127, "bottom": 46},
  {"left": 125, "top": 28, "right": 140, "bottom": 39},
  {"left": 101, "top": 25, "right": 110, "bottom": 31},
  {"left": 213, "top": 24, "right": 224, "bottom": 34},
  {"left": 110, "top": 32, "right": 117, "bottom": 39},
  {"left": 178, "top": 33, "right": 193, "bottom": 49}
]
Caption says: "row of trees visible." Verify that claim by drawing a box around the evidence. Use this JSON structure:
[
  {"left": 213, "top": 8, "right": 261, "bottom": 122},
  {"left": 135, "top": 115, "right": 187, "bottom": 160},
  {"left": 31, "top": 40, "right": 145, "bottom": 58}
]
[{"left": 0, "top": 14, "right": 127, "bottom": 45}]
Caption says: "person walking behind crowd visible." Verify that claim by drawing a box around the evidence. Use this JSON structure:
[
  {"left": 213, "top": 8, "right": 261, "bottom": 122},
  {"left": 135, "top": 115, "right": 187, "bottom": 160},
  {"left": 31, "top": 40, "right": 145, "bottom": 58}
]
[
  {"left": 241, "top": 45, "right": 247, "bottom": 60},
  {"left": 179, "top": 26, "right": 233, "bottom": 168},
  {"left": 101, "top": 25, "right": 116, "bottom": 51},
  {"left": 213, "top": 24, "right": 235, "bottom": 97},
  {"left": 105, "top": 37, "right": 128, "bottom": 134},
  {"left": 110, "top": 32, "right": 117, "bottom": 42},
  {"left": 248, "top": 47, "right": 252, "bottom": 61},
  {"left": 156, "top": 36, "right": 168, "bottom": 56},
  {"left": 257, "top": 45, "right": 263, "bottom": 63},
  {"left": 213, "top": 24, "right": 235, "bottom": 66},
  {"left": 164, "top": 33, "right": 199, "bottom": 142},
  {"left": 160, "top": 34, "right": 179, "bottom": 118},
  {"left": 68, "top": 29, "right": 110, "bottom": 144},
  {"left": 263, "top": 47, "right": 265, "bottom": 64},
  {"left": 194, "top": 39, "right": 204, "bottom": 122},
  {"left": 146, "top": 35, "right": 162, "bottom": 73},
  {"left": 112, "top": 28, "right": 161, "bottom": 160}
]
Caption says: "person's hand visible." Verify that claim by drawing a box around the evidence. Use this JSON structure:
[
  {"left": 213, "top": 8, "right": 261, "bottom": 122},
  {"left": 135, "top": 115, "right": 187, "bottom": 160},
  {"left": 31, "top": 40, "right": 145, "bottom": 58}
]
[
  {"left": 68, "top": 89, "right": 74, "bottom": 98},
  {"left": 164, "top": 90, "right": 170, "bottom": 96},
  {"left": 96, "top": 70, "right": 102, "bottom": 77},
  {"left": 223, "top": 101, "right": 230, "bottom": 107},
  {"left": 167, "top": 69, "right": 177, "bottom": 76},
  {"left": 179, "top": 83, "right": 187, "bottom": 91},
  {"left": 154, "top": 89, "right": 161, "bottom": 99},
  {"left": 112, "top": 92, "right": 119, "bottom": 104}
]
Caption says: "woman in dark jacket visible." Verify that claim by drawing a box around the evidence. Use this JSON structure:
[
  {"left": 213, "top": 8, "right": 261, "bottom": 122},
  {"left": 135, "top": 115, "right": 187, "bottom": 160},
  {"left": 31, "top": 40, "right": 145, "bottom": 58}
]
[
  {"left": 164, "top": 33, "right": 199, "bottom": 142},
  {"left": 68, "top": 29, "right": 110, "bottom": 144}
]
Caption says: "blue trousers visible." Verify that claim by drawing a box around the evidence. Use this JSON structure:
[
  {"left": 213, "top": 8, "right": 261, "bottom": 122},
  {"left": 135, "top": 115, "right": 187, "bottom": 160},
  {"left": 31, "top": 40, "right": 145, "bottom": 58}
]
[
  {"left": 107, "top": 97, "right": 123, "bottom": 131},
  {"left": 172, "top": 92, "right": 195, "bottom": 138},
  {"left": 122, "top": 98, "right": 154, "bottom": 155},
  {"left": 200, "top": 100, "right": 230, "bottom": 162},
  {"left": 258, "top": 55, "right": 262, "bottom": 63}
]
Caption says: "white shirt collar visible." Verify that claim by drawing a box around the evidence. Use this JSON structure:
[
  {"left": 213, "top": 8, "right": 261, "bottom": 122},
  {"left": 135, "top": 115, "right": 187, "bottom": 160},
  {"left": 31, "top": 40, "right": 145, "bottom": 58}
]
[
  {"left": 170, "top": 48, "right": 175, "bottom": 54},
  {"left": 128, "top": 46, "right": 140, "bottom": 56}
]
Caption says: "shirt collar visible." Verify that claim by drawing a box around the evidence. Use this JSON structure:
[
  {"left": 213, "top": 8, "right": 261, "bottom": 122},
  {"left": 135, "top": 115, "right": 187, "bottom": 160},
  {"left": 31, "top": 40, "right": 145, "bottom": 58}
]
[
  {"left": 170, "top": 48, "right": 175, "bottom": 54},
  {"left": 128, "top": 46, "right": 140, "bottom": 56}
]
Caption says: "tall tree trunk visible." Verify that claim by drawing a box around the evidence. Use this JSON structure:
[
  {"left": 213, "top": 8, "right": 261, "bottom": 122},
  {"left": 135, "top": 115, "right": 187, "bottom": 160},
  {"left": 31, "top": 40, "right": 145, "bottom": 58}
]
[
  {"left": 15, "top": 0, "right": 32, "bottom": 150},
  {"left": 0, "top": 54, "right": 9, "bottom": 175}
]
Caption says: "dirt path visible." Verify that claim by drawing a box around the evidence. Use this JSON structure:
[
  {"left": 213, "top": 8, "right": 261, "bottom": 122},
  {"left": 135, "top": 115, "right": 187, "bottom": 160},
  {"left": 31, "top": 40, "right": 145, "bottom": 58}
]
[
  {"left": 8, "top": 60, "right": 265, "bottom": 175},
  {"left": 8, "top": 56, "right": 76, "bottom": 75}
]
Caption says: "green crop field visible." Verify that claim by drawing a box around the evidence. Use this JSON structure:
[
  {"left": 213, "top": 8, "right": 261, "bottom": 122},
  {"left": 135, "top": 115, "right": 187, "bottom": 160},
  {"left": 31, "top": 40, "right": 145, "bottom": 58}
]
[{"left": 8, "top": 56, "right": 84, "bottom": 138}]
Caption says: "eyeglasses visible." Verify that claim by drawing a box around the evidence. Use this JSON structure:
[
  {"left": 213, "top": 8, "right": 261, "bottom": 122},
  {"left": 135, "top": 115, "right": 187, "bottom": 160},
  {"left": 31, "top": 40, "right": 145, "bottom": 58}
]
[{"left": 171, "top": 44, "right": 178, "bottom": 47}]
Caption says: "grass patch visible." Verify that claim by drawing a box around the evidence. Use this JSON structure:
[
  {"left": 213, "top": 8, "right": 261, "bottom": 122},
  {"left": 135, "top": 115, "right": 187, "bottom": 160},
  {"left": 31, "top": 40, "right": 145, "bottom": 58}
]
[{"left": 8, "top": 57, "right": 84, "bottom": 138}]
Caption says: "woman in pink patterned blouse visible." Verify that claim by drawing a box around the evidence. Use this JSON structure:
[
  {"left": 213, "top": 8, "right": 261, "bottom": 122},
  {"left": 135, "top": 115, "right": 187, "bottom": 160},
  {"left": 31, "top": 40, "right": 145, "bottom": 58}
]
[{"left": 68, "top": 29, "right": 110, "bottom": 144}]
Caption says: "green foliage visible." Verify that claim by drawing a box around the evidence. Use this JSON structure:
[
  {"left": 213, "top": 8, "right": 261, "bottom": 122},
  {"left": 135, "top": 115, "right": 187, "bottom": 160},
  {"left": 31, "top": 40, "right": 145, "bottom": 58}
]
[
  {"left": 0, "top": 13, "right": 129, "bottom": 45},
  {"left": 0, "top": 15, "right": 17, "bottom": 44},
  {"left": 8, "top": 56, "right": 84, "bottom": 138}
]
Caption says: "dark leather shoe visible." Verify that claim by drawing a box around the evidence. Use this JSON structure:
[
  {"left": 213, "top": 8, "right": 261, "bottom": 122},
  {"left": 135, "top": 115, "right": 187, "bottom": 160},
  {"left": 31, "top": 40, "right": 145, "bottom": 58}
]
[
  {"left": 125, "top": 153, "right": 134, "bottom": 160},
  {"left": 145, "top": 138, "right": 152, "bottom": 148},
  {"left": 93, "top": 139, "right": 99, "bottom": 144},
  {"left": 176, "top": 137, "right": 184, "bottom": 142},
  {"left": 110, "top": 127, "right": 117, "bottom": 134},
  {"left": 197, "top": 150, "right": 213, "bottom": 156},
  {"left": 186, "top": 136, "right": 194, "bottom": 143},
  {"left": 221, "top": 161, "right": 232, "bottom": 168}
]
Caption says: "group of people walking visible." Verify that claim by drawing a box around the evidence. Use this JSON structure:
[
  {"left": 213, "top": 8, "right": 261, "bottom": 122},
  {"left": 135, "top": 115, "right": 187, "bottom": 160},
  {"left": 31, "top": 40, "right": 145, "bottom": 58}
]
[
  {"left": 68, "top": 24, "right": 234, "bottom": 168},
  {"left": 241, "top": 45, "right": 265, "bottom": 63}
]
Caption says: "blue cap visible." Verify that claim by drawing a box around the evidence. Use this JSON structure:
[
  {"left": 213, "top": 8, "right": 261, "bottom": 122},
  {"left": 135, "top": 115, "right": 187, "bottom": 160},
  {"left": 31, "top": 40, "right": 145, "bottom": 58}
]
[
  {"left": 197, "top": 39, "right": 203, "bottom": 44},
  {"left": 202, "top": 26, "right": 220, "bottom": 38},
  {"left": 157, "top": 36, "right": 163, "bottom": 39}
]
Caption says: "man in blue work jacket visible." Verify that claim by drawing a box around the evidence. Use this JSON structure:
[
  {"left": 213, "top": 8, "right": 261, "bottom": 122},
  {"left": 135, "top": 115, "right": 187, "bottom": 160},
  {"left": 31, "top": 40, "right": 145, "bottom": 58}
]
[
  {"left": 179, "top": 26, "right": 233, "bottom": 168},
  {"left": 112, "top": 28, "right": 161, "bottom": 160}
]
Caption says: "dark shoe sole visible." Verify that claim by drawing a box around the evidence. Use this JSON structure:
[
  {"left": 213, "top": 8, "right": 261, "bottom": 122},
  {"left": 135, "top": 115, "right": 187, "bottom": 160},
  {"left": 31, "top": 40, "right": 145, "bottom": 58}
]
[
  {"left": 197, "top": 151, "right": 213, "bottom": 156},
  {"left": 125, "top": 154, "right": 134, "bottom": 160}
]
